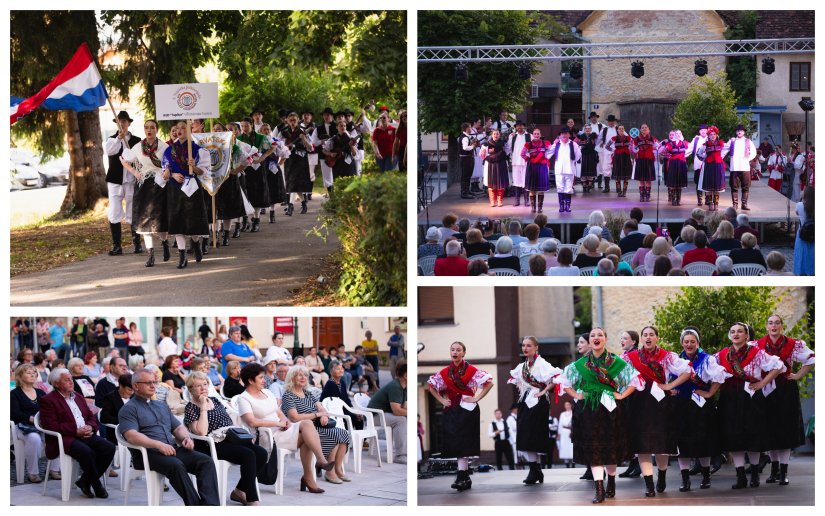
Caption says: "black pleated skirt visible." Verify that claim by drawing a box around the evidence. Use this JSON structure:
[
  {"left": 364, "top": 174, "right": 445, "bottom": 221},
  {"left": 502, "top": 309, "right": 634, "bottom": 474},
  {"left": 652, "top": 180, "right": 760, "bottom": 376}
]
[
  {"left": 628, "top": 388, "right": 678, "bottom": 454},
  {"left": 664, "top": 160, "right": 689, "bottom": 188},
  {"left": 633, "top": 158, "right": 656, "bottom": 181},
  {"left": 612, "top": 153, "right": 633, "bottom": 180},
  {"left": 215, "top": 174, "right": 246, "bottom": 220},
  {"left": 580, "top": 152, "right": 599, "bottom": 178},
  {"left": 265, "top": 159, "right": 286, "bottom": 205},
  {"left": 486, "top": 160, "right": 510, "bottom": 189},
  {"left": 439, "top": 405, "right": 481, "bottom": 458},
  {"left": 516, "top": 392, "right": 552, "bottom": 452},
  {"left": 717, "top": 379, "right": 771, "bottom": 452},
  {"left": 524, "top": 162, "right": 549, "bottom": 192},
  {"left": 332, "top": 159, "right": 356, "bottom": 181},
  {"left": 765, "top": 377, "right": 806, "bottom": 449},
  {"left": 674, "top": 394, "right": 720, "bottom": 458},
  {"left": 285, "top": 154, "right": 313, "bottom": 193},
  {"left": 243, "top": 166, "right": 270, "bottom": 208},
  {"left": 166, "top": 179, "right": 209, "bottom": 236},
  {"left": 571, "top": 398, "right": 632, "bottom": 466},
  {"left": 132, "top": 179, "right": 168, "bottom": 234},
  {"left": 700, "top": 162, "right": 726, "bottom": 193}
]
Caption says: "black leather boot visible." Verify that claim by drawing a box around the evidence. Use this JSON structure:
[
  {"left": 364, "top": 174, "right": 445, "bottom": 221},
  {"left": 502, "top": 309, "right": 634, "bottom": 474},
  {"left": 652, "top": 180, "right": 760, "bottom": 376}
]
[
  {"left": 300, "top": 200, "right": 308, "bottom": 214},
  {"left": 523, "top": 188, "right": 529, "bottom": 206},
  {"left": 592, "top": 480, "right": 605, "bottom": 504},
  {"left": 523, "top": 462, "right": 541, "bottom": 485},
  {"left": 619, "top": 457, "right": 639, "bottom": 478},
  {"left": 132, "top": 225, "right": 143, "bottom": 253},
  {"left": 193, "top": 239, "right": 203, "bottom": 262},
  {"left": 731, "top": 190, "right": 739, "bottom": 210},
  {"left": 657, "top": 468, "right": 667, "bottom": 493},
  {"left": 766, "top": 461, "right": 780, "bottom": 483},
  {"left": 605, "top": 474, "right": 616, "bottom": 498},
  {"left": 233, "top": 223, "right": 242, "bottom": 237},
  {"left": 201, "top": 237, "right": 209, "bottom": 256},
  {"left": 240, "top": 216, "right": 248, "bottom": 232},
  {"left": 269, "top": 210, "right": 276, "bottom": 223},
  {"left": 558, "top": 193, "right": 565, "bottom": 213},
  {"left": 456, "top": 470, "right": 472, "bottom": 491},
  {"left": 732, "top": 466, "right": 748, "bottom": 489},
  {"left": 251, "top": 217, "right": 261, "bottom": 232},
  {"left": 221, "top": 230, "right": 230, "bottom": 247},
  {"left": 450, "top": 471, "right": 462, "bottom": 490},
  {"left": 529, "top": 193, "right": 536, "bottom": 213},
  {"left": 145, "top": 248, "right": 155, "bottom": 268},
  {"left": 749, "top": 463, "right": 760, "bottom": 488},
  {"left": 679, "top": 469, "right": 691, "bottom": 492},
  {"left": 697, "top": 190, "right": 704, "bottom": 206},
  {"left": 513, "top": 187, "right": 521, "bottom": 206},
  {"left": 176, "top": 249, "right": 188, "bottom": 269},
  {"left": 565, "top": 193, "right": 572, "bottom": 212},
  {"left": 162, "top": 240, "right": 170, "bottom": 262},
  {"left": 580, "top": 466, "right": 593, "bottom": 480},
  {"left": 537, "top": 194, "right": 544, "bottom": 213},
  {"left": 700, "top": 466, "right": 711, "bottom": 489},
  {"left": 108, "top": 223, "right": 123, "bottom": 256},
  {"left": 778, "top": 463, "right": 789, "bottom": 486},
  {"left": 644, "top": 475, "right": 656, "bottom": 497}
]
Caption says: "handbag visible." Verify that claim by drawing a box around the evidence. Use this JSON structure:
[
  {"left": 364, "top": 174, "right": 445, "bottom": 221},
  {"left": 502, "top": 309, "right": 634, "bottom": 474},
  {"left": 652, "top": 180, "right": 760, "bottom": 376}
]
[
  {"left": 314, "top": 417, "right": 337, "bottom": 429},
  {"left": 17, "top": 422, "right": 39, "bottom": 435},
  {"left": 223, "top": 426, "right": 254, "bottom": 445},
  {"left": 257, "top": 442, "right": 280, "bottom": 485}
]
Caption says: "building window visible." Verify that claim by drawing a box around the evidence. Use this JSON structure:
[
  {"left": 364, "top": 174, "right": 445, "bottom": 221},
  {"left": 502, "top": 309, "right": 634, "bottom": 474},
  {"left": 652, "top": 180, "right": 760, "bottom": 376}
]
[
  {"left": 790, "top": 62, "right": 811, "bottom": 92},
  {"left": 418, "top": 287, "right": 455, "bottom": 325}
]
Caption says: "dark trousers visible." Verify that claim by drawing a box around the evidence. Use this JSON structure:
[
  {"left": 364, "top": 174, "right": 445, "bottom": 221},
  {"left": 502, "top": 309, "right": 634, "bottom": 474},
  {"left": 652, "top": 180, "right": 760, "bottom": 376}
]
[
  {"left": 68, "top": 434, "right": 116, "bottom": 486},
  {"left": 494, "top": 439, "right": 515, "bottom": 470},
  {"left": 730, "top": 169, "right": 752, "bottom": 191},
  {"left": 194, "top": 440, "right": 267, "bottom": 503},
  {"left": 135, "top": 445, "right": 220, "bottom": 506},
  {"left": 127, "top": 346, "right": 145, "bottom": 357},
  {"left": 460, "top": 156, "right": 474, "bottom": 193},
  {"left": 365, "top": 355, "right": 380, "bottom": 385}
]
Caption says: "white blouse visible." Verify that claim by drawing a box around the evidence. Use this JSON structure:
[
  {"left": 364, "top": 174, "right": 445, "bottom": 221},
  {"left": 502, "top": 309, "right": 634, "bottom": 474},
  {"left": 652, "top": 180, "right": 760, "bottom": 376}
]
[
  {"left": 714, "top": 344, "right": 787, "bottom": 381},
  {"left": 508, "top": 356, "right": 562, "bottom": 398}
]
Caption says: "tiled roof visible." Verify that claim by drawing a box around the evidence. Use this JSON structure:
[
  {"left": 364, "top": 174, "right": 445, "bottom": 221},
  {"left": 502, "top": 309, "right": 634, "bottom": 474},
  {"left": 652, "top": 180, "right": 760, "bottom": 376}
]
[{"left": 754, "top": 10, "right": 814, "bottom": 39}]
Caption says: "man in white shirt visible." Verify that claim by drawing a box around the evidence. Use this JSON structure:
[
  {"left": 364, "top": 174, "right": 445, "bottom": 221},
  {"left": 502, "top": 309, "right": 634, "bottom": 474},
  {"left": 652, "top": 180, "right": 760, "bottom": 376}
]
[
  {"left": 104, "top": 111, "right": 142, "bottom": 256},
  {"left": 596, "top": 114, "right": 618, "bottom": 192},
  {"left": 586, "top": 111, "right": 604, "bottom": 136},
  {"left": 488, "top": 409, "right": 515, "bottom": 470},
  {"left": 725, "top": 124, "right": 758, "bottom": 210},
  {"left": 506, "top": 405, "right": 519, "bottom": 467},
  {"left": 506, "top": 120, "right": 530, "bottom": 206},
  {"left": 458, "top": 122, "right": 477, "bottom": 199},
  {"left": 546, "top": 127, "right": 582, "bottom": 213},
  {"left": 689, "top": 124, "right": 709, "bottom": 206}
]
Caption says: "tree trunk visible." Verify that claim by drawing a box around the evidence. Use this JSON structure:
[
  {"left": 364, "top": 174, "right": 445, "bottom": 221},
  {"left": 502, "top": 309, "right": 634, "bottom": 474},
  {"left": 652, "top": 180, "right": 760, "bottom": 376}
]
[
  {"left": 61, "top": 109, "right": 107, "bottom": 213},
  {"left": 447, "top": 132, "right": 459, "bottom": 188}
]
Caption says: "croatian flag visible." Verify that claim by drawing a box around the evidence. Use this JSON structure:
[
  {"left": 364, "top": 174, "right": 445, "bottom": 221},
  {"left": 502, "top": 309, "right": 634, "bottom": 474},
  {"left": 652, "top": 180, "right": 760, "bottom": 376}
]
[{"left": 10, "top": 42, "right": 108, "bottom": 125}]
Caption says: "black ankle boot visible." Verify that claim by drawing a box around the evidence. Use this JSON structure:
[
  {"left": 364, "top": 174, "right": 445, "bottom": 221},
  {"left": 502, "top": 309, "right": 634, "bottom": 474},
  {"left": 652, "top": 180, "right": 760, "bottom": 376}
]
[
  {"left": 176, "top": 249, "right": 188, "bottom": 269},
  {"left": 592, "top": 480, "right": 605, "bottom": 504},
  {"left": 162, "top": 240, "right": 170, "bottom": 261},
  {"left": 619, "top": 457, "right": 637, "bottom": 478},
  {"left": 300, "top": 200, "right": 308, "bottom": 214},
  {"left": 644, "top": 475, "right": 656, "bottom": 497},
  {"left": 523, "top": 462, "right": 541, "bottom": 485},
  {"left": 251, "top": 218, "right": 261, "bottom": 232},
  {"left": 145, "top": 248, "right": 155, "bottom": 267},
  {"left": 605, "top": 474, "right": 616, "bottom": 498},
  {"left": 450, "top": 470, "right": 462, "bottom": 490},
  {"left": 657, "top": 468, "right": 667, "bottom": 493},
  {"left": 193, "top": 239, "right": 203, "bottom": 262},
  {"left": 766, "top": 461, "right": 780, "bottom": 483},
  {"left": 732, "top": 466, "right": 748, "bottom": 489},
  {"left": 749, "top": 464, "right": 760, "bottom": 488},
  {"left": 778, "top": 463, "right": 789, "bottom": 485},
  {"left": 514, "top": 188, "right": 521, "bottom": 206},
  {"left": 241, "top": 216, "right": 249, "bottom": 232},
  {"left": 286, "top": 203, "right": 294, "bottom": 216},
  {"left": 679, "top": 469, "right": 691, "bottom": 492},
  {"left": 456, "top": 470, "right": 472, "bottom": 491},
  {"left": 580, "top": 466, "right": 593, "bottom": 480},
  {"left": 201, "top": 237, "right": 209, "bottom": 255},
  {"left": 132, "top": 226, "right": 143, "bottom": 253},
  {"left": 269, "top": 210, "right": 276, "bottom": 223},
  {"left": 187, "top": 237, "right": 195, "bottom": 255},
  {"left": 222, "top": 230, "right": 230, "bottom": 247},
  {"left": 108, "top": 223, "right": 123, "bottom": 256},
  {"left": 232, "top": 223, "right": 242, "bottom": 238},
  {"left": 700, "top": 466, "right": 711, "bottom": 489}
]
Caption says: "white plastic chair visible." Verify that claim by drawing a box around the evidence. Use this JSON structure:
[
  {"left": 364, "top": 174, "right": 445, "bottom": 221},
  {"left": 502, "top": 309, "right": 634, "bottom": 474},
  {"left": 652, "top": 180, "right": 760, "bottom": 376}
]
[
  {"left": 557, "top": 244, "right": 580, "bottom": 261},
  {"left": 519, "top": 255, "right": 533, "bottom": 275},
  {"left": 116, "top": 424, "right": 166, "bottom": 506},
  {"left": 322, "top": 397, "right": 381, "bottom": 473},
  {"left": 620, "top": 252, "right": 634, "bottom": 265},
  {"left": 634, "top": 264, "right": 647, "bottom": 276},
  {"left": 190, "top": 432, "right": 260, "bottom": 506},
  {"left": 732, "top": 263, "right": 767, "bottom": 276},
  {"left": 683, "top": 261, "right": 716, "bottom": 276},
  {"left": 467, "top": 254, "right": 490, "bottom": 261},
  {"left": 34, "top": 412, "right": 82, "bottom": 501},
  {"left": 489, "top": 268, "right": 518, "bottom": 276},
  {"left": 716, "top": 249, "right": 731, "bottom": 257},
  {"left": 418, "top": 255, "right": 437, "bottom": 276},
  {"left": 579, "top": 266, "right": 596, "bottom": 276},
  {"left": 11, "top": 420, "right": 27, "bottom": 484},
  {"left": 352, "top": 393, "right": 394, "bottom": 464},
  {"left": 97, "top": 411, "right": 128, "bottom": 491}
]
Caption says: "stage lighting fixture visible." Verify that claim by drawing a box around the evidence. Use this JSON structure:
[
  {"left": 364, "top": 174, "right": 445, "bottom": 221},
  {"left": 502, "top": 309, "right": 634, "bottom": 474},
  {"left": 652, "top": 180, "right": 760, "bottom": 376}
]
[
  {"left": 518, "top": 64, "right": 532, "bottom": 80},
  {"left": 762, "top": 57, "right": 775, "bottom": 74},
  {"left": 455, "top": 63, "right": 468, "bottom": 81},
  {"left": 569, "top": 62, "right": 583, "bottom": 80},
  {"left": 631, "top": 61, "right": 645, "bottom": 79},
  {"left": 799, "top": 99, "right": 815, "bottom": 112},
  {"left": 694, "top": 59, "right": 708, "bottom": 76}
]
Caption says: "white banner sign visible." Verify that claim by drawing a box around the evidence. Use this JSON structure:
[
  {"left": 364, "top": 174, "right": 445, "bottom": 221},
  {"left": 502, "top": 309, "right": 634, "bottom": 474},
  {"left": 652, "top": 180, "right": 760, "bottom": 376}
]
[
  {"left": 154, "top": 82, "right": 219, "bottom": 120},
  {"left": 192, "top": 131, "right": 233, "bottom": 196}
]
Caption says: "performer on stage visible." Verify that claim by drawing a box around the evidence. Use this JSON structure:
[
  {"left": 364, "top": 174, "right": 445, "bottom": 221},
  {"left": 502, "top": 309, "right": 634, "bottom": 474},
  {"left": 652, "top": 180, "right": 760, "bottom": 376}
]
[
  {"left": 624, "top": 326, "right": 691, "bottom": 496},
  {"left": 280, "top": 112, "right": 315, "bottom": 215},
  {"left": 578, "top": 125, "right": 599, "bottom": 193},
  {"left": 480, "top": 129, "right": 508, "bottom": 207},
  {"left": 507, "top": 336, "right": 562, "bottom": 486},
  {"left": 426, "top": 342, "right": 494, "bottom": 492},
  {"left": 161, "top": 121, "right": 210, "bottom": 269},
  {"left": 104, "top": 111, "right": 142, "bottom": 256},
  {"left": 696, "top": 126, "right": 728, "bottom": 212},
  {"left": 724, "top": 125, "right": 758, "bottom": 210},
  {"left": 546, "top": 128, "right": 582, "bottom": 213},
  {"left": 492, "top": 110, "right": 513, "bottom": 138},
  {"left": 469, "top": 118, "right": 485, "bottom": 194},
  {"left": 672, "top": 327, "right": 730, "bottom": 492},
  {"left": 596, "top": 115, "right": 618, "bottom": 192},
  {"left": 323, "top": 120, "right": 360, "bottom": 189},
  {"left": 605, "top": 125, "right": 633, "bottom": 197},
  {"left": 310, "top": 108, "right": 335, "bottom": 194},
  {"left": 617, "top": 330, "right": 642, "bottom": 479},
  {"left": 119, "top": 120, "right": 169, "bottom": 267},
  {"left": 766, "top": 146, "right": 788, "bottom": 193},
  {"left": 755, "top": 314, "right": 815, "bottom": 486},
  {"left": 506, "top": 120, "right": 530, "bottom": 206},
  {"left": 215, "top": 123, "right": 251, "bottom": 246},
  {"left": 521, "top": 128, "right": 552, "bottom": 213},
  {"left": 689, "top": 125, "right": 709, "bottom": 206},
  {"left": 662, "top": 130, "right": 691, "bottom": 206},
  {"left": 458, "top": 122, "right": 477, "bottom": 200},
  {"left": 238, "top": 118, "right": 273, "bottom": 232},
  {"left": 557, "top": 327, "right": 641, "bottom": 503},
  {"left": 631, "top": 124, "right": 658, "bottom": 203},
  {"left": 715, "top": 322, "right": 785, "bottom": 489}
]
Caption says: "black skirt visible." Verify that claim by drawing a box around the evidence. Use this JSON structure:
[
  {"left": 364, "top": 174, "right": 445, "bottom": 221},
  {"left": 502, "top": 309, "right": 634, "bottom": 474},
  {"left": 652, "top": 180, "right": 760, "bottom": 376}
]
[
  {"left": 717, "top": 379, "right": 771, "bottom": 452},
  {"left": 765, "top": 377, "right": 806, "bottom": 450},
  {"left": 524, "top": 162, "right": 549, "bottom": 192},
  {"left": 664, "top": 159, "right": 689, "bottom": 188},
  {"left": 332, "top": 158, "right": 356, "bottom": 181},
  {"left": 243, "top": 166, "right": 271, "bottom": 209},
  {"left": 132, "top": 179, "right": 168, "bottom": 234},
  {"left": 439, "top": 405, "right": 481, "bottom": 458},
  {"left": 627, "top": 388, "right": 678, "bottom": 454},
  {"left": 486, "top": 160, "right": 510, "bottom": 189},
  {"left": 674, "top": 394, "right": 720, "bottom": 458},
  {"left": 700, "top": 162, "right": 726, "bottom": 192},
  {"left": 166, "top": 178, "right": 209, "bottom": 236},
  {"left": 571, "top": 398, "right": 632, "bottom": 466},
  {"left": 265, "top": 158, "right": 286, "bottom": 205},
  {"left": 215, "top": 174, "right": 246, "bottom": 220},
  {"left": 285, "top": 153, "right": 313, "bottom": 193},
  {"left": 516, "top": 392, "right": 552, "bottom": 452},
  {"left": 633, "top": 158, "right": 656, "bottom": 181},
  {"left": 612, "top": 153, "right": 633, "bottom": 180},
  {"left": 580, "top": 151, "right": 599, "bottom": 178}
]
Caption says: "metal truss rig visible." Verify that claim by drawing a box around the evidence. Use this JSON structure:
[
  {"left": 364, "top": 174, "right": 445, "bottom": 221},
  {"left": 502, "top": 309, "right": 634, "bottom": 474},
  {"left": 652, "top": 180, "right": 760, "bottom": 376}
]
[{"left": 418, "top": 38, "right": 815, "bottom": 63}]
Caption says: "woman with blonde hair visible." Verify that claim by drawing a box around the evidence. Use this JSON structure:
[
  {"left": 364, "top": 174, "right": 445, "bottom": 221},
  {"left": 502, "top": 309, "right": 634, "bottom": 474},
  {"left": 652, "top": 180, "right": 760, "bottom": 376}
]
[
  {"left": 644, "top": 236, "right": 682, "bottom": 276},
  {"left": 710, "top": 220, "right": 740, "bottom": 252},
  {"left": 11, "top": 364, "right": 61, "bottom": 482}
]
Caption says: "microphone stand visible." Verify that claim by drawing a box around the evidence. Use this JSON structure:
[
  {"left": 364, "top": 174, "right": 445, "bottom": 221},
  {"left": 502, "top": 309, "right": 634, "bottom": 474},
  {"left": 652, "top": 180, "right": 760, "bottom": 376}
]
[{"left": 654, "top": 145, "right": 661, "bottom": 229}]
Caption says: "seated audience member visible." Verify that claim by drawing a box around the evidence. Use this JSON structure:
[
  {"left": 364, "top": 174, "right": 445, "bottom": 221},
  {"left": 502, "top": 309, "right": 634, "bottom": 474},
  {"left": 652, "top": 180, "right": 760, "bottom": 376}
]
[
  {"left": 184, "top": 371, "right": 267, "bottom": 505},
  {"left": 305, "top": 347, "right": 329, "bottom": 388},
  {"left": 730, "top": 233, "right": 767, "bottom": 267},
  {"left": 438, "top": 213, "right": 459, "bottom": 244},
  {"left": 353, "top": 346, "right": 379, "bottom": 393},
  {"left": 95, "top": 356, "right": 129, "bottom": 409},
  {"left": 689, "top": 208, "right": 709, "bottom": 235},
  {"left": 540, "top": 239, "right": 559, "bottom": 269},
  {"left": 162, "top": 355, "right": 187, "bottom": 395},
  {"left": 487, "top": 236, "right": 520, "bottom": 272},
  {"left": 644, "top": 236, "right": 682, "bottom": 275},
  {"left": 674, "top": 225, "right": 697, "bottom": 254},
  {"left": 119, "top": 368, "right": 220, "bottom": 506},
  {"left": 265, "top": 332, "right": 293, "bottom": 365},
  {"left": 464, "top": 228, "right": 494, "bottom": 257},
  {"left": 547, "top": 247, "right": 580, "bottom": 276},
  {"left": 573, "top": 234, "right": 604, "bottom": 268},
  {"left": 652, "top": 255, "right": 673, "bottom": 276},
  {"left": 434, "top": 240, "right": 470, "bottom": 276},
  {"left": 367, "top": 362, "right": 408, "bottom": 464},
  {"left": 507, "top": 221, "right": 528, "bottom": 247},
  {"left": 268, "top": 362, "right": 290, "bottom": 399},
  {"left": 579, "top": 226, "right": 611, "bottom": 254},
  {"left": 82, "top": 352, "right": 102, "bottom": 380},
  {"left": 715, "top": 255, "right": 734, "bottom": 276},
  {"left": 519, "top": 224, "right": 542, "bottom": 255},
  {"left": 722, "top": 207, "right": 739, "bottom": 228},
  {"left": 68, "top": 357, "right": 96, "bottom": 408},
  {"left": 128, "top": 354, "right": 145, "bottom": 373},
  {"left": 528, "top": 254, "right": 547, "bottom": 276},
  {"left": 766, "top": 251, "right": 793, "bottom": 276},
  {"left": 626, "top": 207, "right": 653, "bottom": 236},
  {"left": 618, "top": 220, "right": 645, "bottom": 254},
  {"left": 631, "top": 233, "right": 657, "bottom": 269},
  {"left": 710, "top": 220, "right": 740, "bottom": 252},
  {"left": 100, "top": 373, "right": 133, "bottom": 447},
  {"left": 11, "top": 364, "right": 61, "bottom": 483},
  {"left": 596, "top": 257, "right": 616, "bottom": 276},
  {"left": 321, "top": 362, "right": 364, "bottom": 430},
  {"left": 583, "top": 210, "right": 613, "bottom": 242},
  {"left": 452, "top": 218, "right": 471, "bottom": 243},
  {"left": 223, "top": 360, "right": 245, "bottom": 398},
  {"left": 604, "top": 244, "right": 633, "bottom": 275},
  {"left": 477, "top": 217, "right": 501, "bottom": 242},
  {"left": 468, "top": 259, "right": 491, "bottom": 276},
  {"left": 733, "top": 214, "right": 760, "bottom": 242},
  {"left": 534, "top": 213, "right": 554, "bottom": 238},
  {"left": 40, "top": 368, "right": 116, "bottom": 499},
  {"left": 668, "top": 268, "right": 686, "bottom": 276},
  {"left": 189, "top": 357, "right": 222, "bottom": 397},
  {"left": 682, "top": 231, "right": 718, "bottom": 267}
]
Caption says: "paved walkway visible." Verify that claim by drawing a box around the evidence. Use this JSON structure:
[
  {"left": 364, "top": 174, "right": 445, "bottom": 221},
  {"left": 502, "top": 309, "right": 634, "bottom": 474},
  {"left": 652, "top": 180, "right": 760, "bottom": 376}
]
[{"left": 418, "top": 456, "right": 814, "bottom": 506}]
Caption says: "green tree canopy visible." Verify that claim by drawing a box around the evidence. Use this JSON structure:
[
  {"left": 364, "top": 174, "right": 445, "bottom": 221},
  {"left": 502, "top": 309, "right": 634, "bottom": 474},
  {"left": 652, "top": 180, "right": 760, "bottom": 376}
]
[
  {"left": 671, "top": 72, "right": 752, "bottom": 141},
  {"left": 724, "top": 10, "right": 757, "bottom": 106}
]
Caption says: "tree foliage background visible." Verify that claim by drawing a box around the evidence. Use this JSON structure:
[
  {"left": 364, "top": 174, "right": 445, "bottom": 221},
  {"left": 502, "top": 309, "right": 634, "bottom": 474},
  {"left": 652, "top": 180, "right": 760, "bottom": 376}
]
[
  {"left": 671, "top": 72, "right": 753, "bottom": 141},
  {"left": 724, "top": 10, "right": 757, "bottom": 106}
]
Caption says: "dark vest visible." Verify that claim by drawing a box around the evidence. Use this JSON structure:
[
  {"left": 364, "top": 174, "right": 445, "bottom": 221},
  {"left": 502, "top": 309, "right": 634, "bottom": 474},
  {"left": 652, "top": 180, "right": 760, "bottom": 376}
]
[
  {"left": 491, "top": 420, "right": 509, "bottom": 441},
  {"left": 458, "top": 134, "right": 474, "bottom": 157},
  {"left": 346, "top": 122, "right": 365, "bottom": 150},
  {"left": 106, "top": 133, "right": 142, "bottom": 184}
]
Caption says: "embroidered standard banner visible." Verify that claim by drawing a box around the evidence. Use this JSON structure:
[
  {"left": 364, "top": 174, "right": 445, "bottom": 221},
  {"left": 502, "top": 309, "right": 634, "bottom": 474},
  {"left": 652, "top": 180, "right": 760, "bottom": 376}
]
[{"left": 192, "top": 131, "right": 233, "bottom": 196}]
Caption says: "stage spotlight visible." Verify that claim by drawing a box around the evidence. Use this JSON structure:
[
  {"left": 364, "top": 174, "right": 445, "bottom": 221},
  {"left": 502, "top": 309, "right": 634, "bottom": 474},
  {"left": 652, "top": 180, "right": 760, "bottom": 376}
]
[
  {"left": 694, "top": 59, "right": 708, "bottom": 76},
  {"left": 762, "top": 57, "right": 775, "bottom": 74},
  {"left": 569, "top": 62, "right": 583, "bottom": 80},
  {"left": 455, "top": 63, "right": 468, "bottom": 81},
  {"left": 518, "top": 64, "right": 532, "bottom": 80},
  {"left": 631, "top": 61, "right": 645, "bottom": 79}
]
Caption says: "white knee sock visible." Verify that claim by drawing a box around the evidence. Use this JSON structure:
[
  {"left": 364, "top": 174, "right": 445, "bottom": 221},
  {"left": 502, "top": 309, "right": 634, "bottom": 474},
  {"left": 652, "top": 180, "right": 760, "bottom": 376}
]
[
  {"left": 591, "top": 465, "right": 604, "bottom": 480},
  {"left": 457, "top": 458, "right": 469, "bottom": 471},
  {"left": 523, "top": 451, "right": 538, "bottom": 463},
  {"left": 677, "top": 457, "right": 692, "bottom": 470},
  {"left": 175, "top": 235, "right": 187, "bottom": 249},
  {"left": 604, "top": 465, "right": 617, "bottom": 476},
  {"left": 142, "top": 234, "right": 154, "bottom": 249},
  {"left": 730, "top": 451, "right": 746, "bottom": 468}
]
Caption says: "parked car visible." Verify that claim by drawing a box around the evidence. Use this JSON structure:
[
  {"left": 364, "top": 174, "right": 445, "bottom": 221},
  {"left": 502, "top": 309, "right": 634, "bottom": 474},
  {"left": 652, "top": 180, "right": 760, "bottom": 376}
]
[
  {"left": 37, "top": 154, "right": 70, "bottom": 186},
  {"left": 10, "top": 158, "right": 39, "bottom": 190},
  {"left": 9, "top": 148, "right": 70, "bottom": 189}
]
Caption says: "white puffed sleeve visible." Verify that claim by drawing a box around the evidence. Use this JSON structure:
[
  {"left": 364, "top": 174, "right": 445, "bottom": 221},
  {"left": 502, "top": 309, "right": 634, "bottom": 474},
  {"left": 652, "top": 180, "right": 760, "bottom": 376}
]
[
  {"left": 467, "top": 368, "right": 493, "bottom": 389},
  {"left": 507, "top": 363, "right": 523, "bottom": 386},
  {"left": 105, "top": 136, "right": 125, "bottom": 156},
  {"left": 196, "top": 148, "right": 211, "bottom": 174},
  {"left": 792, "top": 340, "right": 816, "bottom": 366},
  {"left": 427, "top": 372, "right": 445, "bottom": 393},
  {"left": 273, "top": 141, "right": 291, "bottom": 160},
  {"left": 698, "top": 355, "right": 732, "bottom": 384},
  {"left": 664, "top": 351, "right": 692, "bottom": 377},
  {"left": 754, "top": 348, "right": 787, "bottom": 377},
  {"left": 532, "top": 357, "right": 563, "bottom": 383}
]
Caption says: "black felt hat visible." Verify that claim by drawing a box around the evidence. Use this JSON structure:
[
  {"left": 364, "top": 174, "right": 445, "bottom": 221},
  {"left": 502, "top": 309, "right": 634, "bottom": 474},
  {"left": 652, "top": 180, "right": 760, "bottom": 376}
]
[{"left": 113, "top": 111, "right": 133, "bottom": 123}]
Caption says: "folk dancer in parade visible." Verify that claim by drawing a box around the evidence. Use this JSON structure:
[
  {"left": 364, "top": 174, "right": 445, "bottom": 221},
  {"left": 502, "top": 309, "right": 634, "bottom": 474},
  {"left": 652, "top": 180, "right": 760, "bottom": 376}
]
[
  {"left": 506, "top": 120, "right": 530, "bottom": 206},
  {"left": 696, "top": 126, "right": 728, "bottom": 211},
  {"left": 546, "top": 127, "right": 582, "bottom": 213},
  {"left": 521, "top": 128, "right": 552, "bottom": 213},
  {"left": 595, "top": 114, "right": 618, "bottom": 192},
  {"left": 631, "top": 124, "right": 658, "bottom": 203},
  {"left": 662, "top": 130, "right": 691, "bottom": 206},
  {"left": 239, "top": 118, "right": 275, "bottom": 232},
  {"left": 310, "top": 108, "right": 336, "bottom": 195},
  {"left": 119, "top": 120, "right": 169, "bottom": 267},
  {"left": 605, "top": 125, "right": 633, "bottom": 197},
  {"left": 755, "top": 314, "right": 815, "bottom": 486},
  {"left": 426, "top": 342, "right": 494, "bottom": 492},
  {"left": 216, "top": 123, "right": 252, "bottom": 247},
  {"left": 280, "top": 112, "right": 315, "bottom": 216},
  {"left": 104, "top": 111, "right": 142, "bottom": 256},
  {"left": 322, "top": 120, "right": 360, "bottom": 190},
  {"left": 251, "top": 107, "right": 265, "bottom": 133},
  {"left": 724, "top": 125, "right": 758, "bottom": 210},
  {"left": 346, "top": 107, "right": 373, "bottom": 176},
  {"left": 578, "top": 125, "right": 599, "bottom": 193},
  {"left": 259, "top": 123, "right": 290, "bottom": 223},
  {"left": 766, "top": 145, "right": 788, "bottom": 192}
]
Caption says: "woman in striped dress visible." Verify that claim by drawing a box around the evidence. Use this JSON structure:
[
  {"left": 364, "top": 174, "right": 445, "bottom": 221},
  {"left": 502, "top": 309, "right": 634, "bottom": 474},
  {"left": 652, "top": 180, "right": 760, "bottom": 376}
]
[{"left": 281, "top": 365, "right": 351, "bottom": 485}]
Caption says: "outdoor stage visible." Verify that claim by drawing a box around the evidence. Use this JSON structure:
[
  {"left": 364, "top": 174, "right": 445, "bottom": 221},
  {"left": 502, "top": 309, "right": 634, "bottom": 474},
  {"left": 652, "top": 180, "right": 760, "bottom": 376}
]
[{"left": 418, "top": 180, "right": 798, "bottom": 243}]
